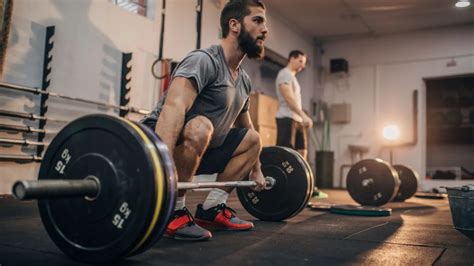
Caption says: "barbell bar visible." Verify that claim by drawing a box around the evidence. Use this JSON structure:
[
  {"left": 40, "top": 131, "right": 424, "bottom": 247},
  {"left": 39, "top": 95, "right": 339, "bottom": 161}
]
[
  {"left": 0, "top": 137, "right": 49, "bottom": 147},
  {"left": 178, "top": 177, "right": 276, "bottom": 190},
  {"left": 0, "top": 109, "right": 68, "bottom": 123},
  {"left": 0, "top": 154, "right": 42, "bottom": 162},
  {"left": 13, "top": 178, "right": 100, "bottom": 200},
  {"left": 10, "top": 114, "right": 314, "bottom": 263},
  {"left": 0, "top": 81, "right": 149, "bottom": 115},
  {"left": 12, "top": 176, "right": 276, "bottom": 201},
  {"left": 0, "top": 123, "right": 56, "bottom": 134}
]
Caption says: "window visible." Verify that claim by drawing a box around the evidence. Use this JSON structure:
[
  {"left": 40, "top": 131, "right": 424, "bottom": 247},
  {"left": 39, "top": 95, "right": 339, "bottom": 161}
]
[{"left": 111, "top": 0, "right": 155, "bottom": 19}]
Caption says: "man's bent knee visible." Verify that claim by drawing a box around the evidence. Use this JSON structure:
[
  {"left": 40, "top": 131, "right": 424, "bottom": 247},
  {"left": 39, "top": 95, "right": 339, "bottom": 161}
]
[{"left": 245, "top": 129, "right": 262, "bottom": 152}]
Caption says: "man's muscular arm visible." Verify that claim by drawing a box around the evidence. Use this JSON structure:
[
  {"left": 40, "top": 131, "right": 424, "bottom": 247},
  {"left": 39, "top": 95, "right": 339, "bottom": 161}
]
[
  {"left": 155, "top": 77, "right": 198, "bottom": 156},
  {"left": 234, "top": 111, "right": 266, "bottom": 191}
]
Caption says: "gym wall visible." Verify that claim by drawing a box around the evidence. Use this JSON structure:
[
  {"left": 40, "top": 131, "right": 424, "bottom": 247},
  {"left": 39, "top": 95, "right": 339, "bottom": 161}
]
[{"left": 319, "top": 24, "right": 474, "bottom": 190}]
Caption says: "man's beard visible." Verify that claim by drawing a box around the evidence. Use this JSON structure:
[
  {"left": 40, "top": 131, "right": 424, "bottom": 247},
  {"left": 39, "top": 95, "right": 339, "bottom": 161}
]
[{"left": 238, "top": 26, "right": 265, "bottom": 59}]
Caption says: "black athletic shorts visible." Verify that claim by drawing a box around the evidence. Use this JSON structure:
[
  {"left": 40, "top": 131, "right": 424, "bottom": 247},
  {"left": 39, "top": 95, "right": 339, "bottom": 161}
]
[
  {"left": 276, "top": 117, "right": 307, "bottom": 150},
  {"left": 141, "top": 119, "right": 248, "bottom": 175},
  {"left": 196, "top": 127, "right": 248, "bottom": 174}
]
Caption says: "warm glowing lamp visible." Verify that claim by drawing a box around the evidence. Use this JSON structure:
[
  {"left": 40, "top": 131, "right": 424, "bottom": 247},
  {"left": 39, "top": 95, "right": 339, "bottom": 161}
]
[
  {"left": 383, "top": 125, "right": 400, "bottom": 141},
  {"left": 382, "top": 124, "right": 400, "bottom": 164}
]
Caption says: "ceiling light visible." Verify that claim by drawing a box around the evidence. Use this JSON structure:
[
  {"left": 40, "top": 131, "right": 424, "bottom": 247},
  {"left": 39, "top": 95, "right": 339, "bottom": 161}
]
[{"left": 455, "top": 0, "right": 471, "bottom": 8}]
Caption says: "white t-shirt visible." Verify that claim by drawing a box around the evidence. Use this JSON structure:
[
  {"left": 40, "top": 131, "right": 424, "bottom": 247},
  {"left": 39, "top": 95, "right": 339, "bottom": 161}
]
[{"left": 275, "top": 67, "right": 302, "bottom": 122}]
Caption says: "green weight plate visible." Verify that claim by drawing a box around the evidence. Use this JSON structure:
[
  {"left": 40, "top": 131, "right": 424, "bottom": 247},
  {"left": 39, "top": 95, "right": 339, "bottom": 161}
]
[
  {"left": 330, "top": 204, "right": 392, "bottom": 217},
  {"left": 38, "top": 114, "right": 164, "bottom": 263}
]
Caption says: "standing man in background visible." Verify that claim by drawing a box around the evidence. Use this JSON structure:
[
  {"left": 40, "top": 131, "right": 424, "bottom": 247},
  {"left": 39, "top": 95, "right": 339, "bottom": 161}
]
[{"left": 275, "top": 50, "right": 313, "bottom": 159}]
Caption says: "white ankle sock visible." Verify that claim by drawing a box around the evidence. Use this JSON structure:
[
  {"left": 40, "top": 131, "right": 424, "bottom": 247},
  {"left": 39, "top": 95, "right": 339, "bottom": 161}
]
[
  {"left": 175, "top": 196, "right": 186, "bottom": 210},
  {"left": 202, "top": 188, "right": 229, "bottom": 210}
]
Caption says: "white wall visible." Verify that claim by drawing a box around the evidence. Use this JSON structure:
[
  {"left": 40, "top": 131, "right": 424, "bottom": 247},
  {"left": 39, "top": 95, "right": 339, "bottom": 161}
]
[
  {"left": 0, "top": 0, "right": 316, "bottom": 194},
  {"left": 320, "top": 24, "right": 474, "bottom": 190},
  {"left": 1, "top": 0, "right": 164, "bottom": 194}
]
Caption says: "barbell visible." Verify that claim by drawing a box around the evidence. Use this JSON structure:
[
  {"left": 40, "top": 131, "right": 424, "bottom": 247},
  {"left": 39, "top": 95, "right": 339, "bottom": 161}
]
[
  {"left": 11, "top": 114, "right": 315, "bottom": 263},
  {"left": 0, "top": 109, "right": 68, "bottom": 123},
  {"left": 0, "top": 123, "right": 55, "bottom": 134},
  {"left": 0, "top": 137, "right": 49, "bottom": 147},
  {"left": 13, "top": 176, "right": 277, "bottom": 200},
  {"left": 0, "top": 154, "right": 42, "bottom": 162},
  {"left": 346, "top": 158, "right": 419, "bottom": 206},
  {"left": 0, "top": 81, "right": 149, "bottom": 115}
]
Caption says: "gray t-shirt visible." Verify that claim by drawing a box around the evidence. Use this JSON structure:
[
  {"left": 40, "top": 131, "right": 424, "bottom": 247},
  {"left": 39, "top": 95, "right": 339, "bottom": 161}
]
[
  {"left": 275, "top": 68, "right": 302, "bottom": 122},
  {"left": 142, "top": 45, "right": 251, "bottom": 148}
]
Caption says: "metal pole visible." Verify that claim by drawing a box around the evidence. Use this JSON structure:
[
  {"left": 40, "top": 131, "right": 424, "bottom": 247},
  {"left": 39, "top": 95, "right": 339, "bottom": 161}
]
[
  {"left": 179, "top": 180, "right": 257, "bottom": 190},
  {"left": 12, "top": 177, "right": 100, "bottom": 200},
  {"left": 0, "top": 154, "right": 42, "bottom": 162},
  {"left": 178, "top": 176, "right": 276, "bottom": 190},
  {"left": 0, "top": 137, "right": 49, "bottom": 146},
  {"left": 196, "top": 0, "right": 203, "bottom": 49},
  {"left": 158, "top": 0, "right": 166, "bottom": 60},
  {"left": 0, "top": 123, "right": 56, "bottom": 134},
  {"left": 0, "top": 81, "right": 149, "bottom": 115},
  {"left": 12, "top": 177, "right": 276, "bottom": 201},
  {"left": 0, "top": 109, "right": 67, "bottom": 123}
]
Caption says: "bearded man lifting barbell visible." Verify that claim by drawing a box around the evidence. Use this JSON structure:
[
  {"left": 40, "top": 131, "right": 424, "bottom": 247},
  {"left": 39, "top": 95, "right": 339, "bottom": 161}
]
[{"left": 141, "top": 0, "right": 269, "bottom": 241}]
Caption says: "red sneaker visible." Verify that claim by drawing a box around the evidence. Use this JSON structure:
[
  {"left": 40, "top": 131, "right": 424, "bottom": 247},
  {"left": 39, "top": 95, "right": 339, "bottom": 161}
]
[
  {"left": 194, "top": 203, "right": 254, "bottom": 231},
  {"left": 165, "top": 207, "right": 212, "bottom": 241}
]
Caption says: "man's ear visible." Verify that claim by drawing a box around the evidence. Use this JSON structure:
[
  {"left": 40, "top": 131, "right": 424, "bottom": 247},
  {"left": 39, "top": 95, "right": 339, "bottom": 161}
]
[{"left": 229, "top": 18, "right": 241, "bottom": 35}]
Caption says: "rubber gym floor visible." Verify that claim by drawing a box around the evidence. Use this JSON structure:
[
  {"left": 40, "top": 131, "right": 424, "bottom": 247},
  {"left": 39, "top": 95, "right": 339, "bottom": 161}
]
[{"left": 0, "top": 189, "right": 473, "bottom": 265}]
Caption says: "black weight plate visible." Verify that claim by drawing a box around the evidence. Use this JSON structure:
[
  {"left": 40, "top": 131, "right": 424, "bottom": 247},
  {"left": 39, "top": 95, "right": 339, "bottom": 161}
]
[
  {"left": 128, "top": 122, "right": 177, "bottom": 256},
  {"left": 279, "top": 146, "right": 314, "bottom": 217},
  {"left": 392, "top": 164, "right": 419, "bottom": 202},
  {"left": 38, "top": 114, "right": 165, "bottom": 263},
  {"left": 237, "top": 146, "right": 310, "bottom": 221},
  {"left": 122, "top": 120, "right": 167, "bottom": 256},
  {"left": 346, "top": 158, "right": 400, "bottom": 206},
  {"left": 330, "top": 204, "right": 392, "bottom": 217}
]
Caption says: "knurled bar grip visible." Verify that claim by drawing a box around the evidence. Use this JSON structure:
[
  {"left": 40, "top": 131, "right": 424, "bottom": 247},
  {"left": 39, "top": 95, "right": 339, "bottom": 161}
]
[{"left": 12, "top": 177, "right": 276, "bottom": 200}]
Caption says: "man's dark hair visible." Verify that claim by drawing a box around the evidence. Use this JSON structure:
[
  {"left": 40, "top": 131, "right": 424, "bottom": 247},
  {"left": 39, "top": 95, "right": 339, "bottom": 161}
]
[
  {"left": 220, "top": 0, "right": 265, "bottom": 38},
  {"left": 288, "top": 50, "right": 305, "bottom": 61}
]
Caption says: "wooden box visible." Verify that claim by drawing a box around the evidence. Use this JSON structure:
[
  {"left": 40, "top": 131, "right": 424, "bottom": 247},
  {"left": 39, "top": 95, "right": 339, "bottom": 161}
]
[
  {"left": 249, "top": 93, "right": 278, "bottom": 128},
  {"left": 249, "top": 93, "right": 278, "bottom": 146},
  {"left": 256, "top": 125, "right": 276, "bottom": 146}
]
